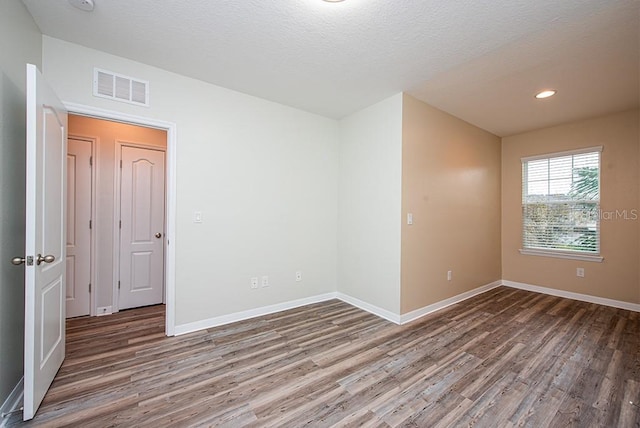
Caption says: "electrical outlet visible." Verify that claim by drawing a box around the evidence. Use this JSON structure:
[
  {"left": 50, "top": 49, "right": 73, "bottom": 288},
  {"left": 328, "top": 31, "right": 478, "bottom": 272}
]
[
  {"left": 250, "top": 277, "right": 259, "bottom": 289},
  {"left": 576, "top": 267, "right": 584, "bottom": 278},
  {"left": 261, "top": 275, "right": 269, "bottom": 287},
  {"left": 407, "top": 213, "right": 413, "bottom": 225},
  {"left": 295, "top": 271, "right": 302, "bottom": 282},
  {"left": 447, "top": 270, "right": 452, "bottom": 281}
]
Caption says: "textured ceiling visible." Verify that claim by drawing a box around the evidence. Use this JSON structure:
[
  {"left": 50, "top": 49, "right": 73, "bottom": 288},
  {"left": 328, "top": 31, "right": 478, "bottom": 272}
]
[{"left": 22, "top": 0, "right": 639, "bottom": 136}]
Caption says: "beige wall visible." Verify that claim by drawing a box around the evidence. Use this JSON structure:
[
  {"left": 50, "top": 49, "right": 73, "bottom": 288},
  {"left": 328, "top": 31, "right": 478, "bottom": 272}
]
[
  {"left": 502, "top": 109, "right": 640, "bottom": 304},
  {"left": 68, "top": 115, "right": 167, "bottom": 311},
  {"left": 0, "top": 0, "right": 42, "bottom": 404},
  {"left": 401, "top": 95, "right": 502, "bottom": 314}
]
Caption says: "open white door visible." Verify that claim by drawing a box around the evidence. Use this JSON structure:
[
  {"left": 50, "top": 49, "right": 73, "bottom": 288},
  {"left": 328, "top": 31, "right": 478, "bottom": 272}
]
[{"left": 23, "top": 64, "right": 67, "bottom": 420}]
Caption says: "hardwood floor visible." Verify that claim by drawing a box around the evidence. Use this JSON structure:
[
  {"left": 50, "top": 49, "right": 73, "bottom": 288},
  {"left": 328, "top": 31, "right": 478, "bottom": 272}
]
[{"left": 9, "top": 287, "right": 640, "bottom": 427}]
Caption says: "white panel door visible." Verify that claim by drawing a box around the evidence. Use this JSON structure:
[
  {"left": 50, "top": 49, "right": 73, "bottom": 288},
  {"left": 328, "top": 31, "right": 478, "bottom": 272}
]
[
  {"left": 23, "top": 64, "right": 67, "bottom": 420},
  {"left": 119, "top": 146, "right": 165, "bottom": 310},
  {"left": 66, "top": 138, "right": 92, "bottom": 318}
]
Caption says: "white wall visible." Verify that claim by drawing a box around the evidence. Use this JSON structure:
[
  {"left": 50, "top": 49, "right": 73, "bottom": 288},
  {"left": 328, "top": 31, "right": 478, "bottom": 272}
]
[
  {"left": 0, "top": 0, "right": 42, "bottom": 406},
  {"left": 42, "top": 37, "right": 339, "bottom": 326},
  {"left": 337, "top": 94, "right": 403, "bottom": 314}
]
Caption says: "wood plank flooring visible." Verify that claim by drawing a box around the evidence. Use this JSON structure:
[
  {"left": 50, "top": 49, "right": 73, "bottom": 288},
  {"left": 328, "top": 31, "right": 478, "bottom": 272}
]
[{"left": 8, "top": 287, "right": 640, "bottom": 427}]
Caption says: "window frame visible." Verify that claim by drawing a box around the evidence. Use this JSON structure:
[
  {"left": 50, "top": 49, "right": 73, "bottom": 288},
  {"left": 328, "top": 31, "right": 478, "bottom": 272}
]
[{"left": 519, "top": 146, "right": 604, "bottom": 263}]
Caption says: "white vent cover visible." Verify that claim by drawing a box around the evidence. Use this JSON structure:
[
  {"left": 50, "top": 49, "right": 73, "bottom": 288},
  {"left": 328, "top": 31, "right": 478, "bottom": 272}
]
[{"left": 93, "top": 68, "right": 149, "bottom": 107}]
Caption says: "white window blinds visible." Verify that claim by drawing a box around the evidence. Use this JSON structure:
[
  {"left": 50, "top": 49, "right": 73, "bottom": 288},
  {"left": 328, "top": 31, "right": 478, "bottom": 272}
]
[{"left": 522, "top": 147, "right": 601, "bottom": 254}]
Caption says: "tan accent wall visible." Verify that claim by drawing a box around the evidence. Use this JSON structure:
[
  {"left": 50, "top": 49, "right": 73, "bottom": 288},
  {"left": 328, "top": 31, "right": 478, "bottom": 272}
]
[
  {"left": 502, "top": 109, "right": 640, "bottom": 304},
  {"left": 68, "top": 115, "right": 167, "bottom": 310},
  {"left": 401, "top": 95, "right": 502, "bottom": 314}
]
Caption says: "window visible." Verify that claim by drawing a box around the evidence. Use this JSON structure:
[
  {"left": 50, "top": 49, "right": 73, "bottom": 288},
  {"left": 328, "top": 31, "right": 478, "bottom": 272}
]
[{"left": 521, "top": 147, "right": 602, "bottom": 261}]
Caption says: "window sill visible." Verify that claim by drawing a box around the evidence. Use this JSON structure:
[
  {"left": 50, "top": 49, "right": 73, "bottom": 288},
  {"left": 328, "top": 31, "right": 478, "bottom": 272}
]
[{"left": 519, "top": 248, "right": 604, "bottom": 263}]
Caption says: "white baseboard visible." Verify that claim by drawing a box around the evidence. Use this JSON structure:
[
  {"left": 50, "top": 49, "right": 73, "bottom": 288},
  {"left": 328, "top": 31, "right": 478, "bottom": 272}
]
[
  {"left": 174, "top": 293, "right": 338, "bottom": 335},
  {"left": 502, "top": 280, "right": 640, "bottom": 312},
  {"left": 0, "top": 377, "right": 23, "bottom": 427},
  {"left": 335, "top": 293, "right": 402, "bottom": 324},
  {"left": 171, "top": 278, "right": 638, "bottom": 337},
  {"left": 174, "top": 282, "right": 507, "bottom": 335},
  {"left": 399, "top": 280, "right": 503, "bottom": 324},
  {"left": 96, "top": 306, "right": 113, "bottom": 316}
]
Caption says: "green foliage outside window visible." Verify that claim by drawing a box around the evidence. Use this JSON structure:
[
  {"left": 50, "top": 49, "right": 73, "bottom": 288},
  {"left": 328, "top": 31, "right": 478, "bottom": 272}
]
[{"left": 522, "top": 151, "right": 600, "bottom": 254}]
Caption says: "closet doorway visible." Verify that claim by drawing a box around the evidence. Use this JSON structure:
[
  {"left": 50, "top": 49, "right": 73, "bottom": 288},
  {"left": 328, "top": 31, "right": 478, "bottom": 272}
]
[{"left": 66, "top": 115, "right": 167, "bottom": 318}]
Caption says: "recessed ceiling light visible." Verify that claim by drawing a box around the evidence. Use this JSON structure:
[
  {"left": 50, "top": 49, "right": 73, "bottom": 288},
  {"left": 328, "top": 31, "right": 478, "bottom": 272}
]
[
  {"left": 535, "top": 90, "right": 557, "bottom": 99},
  {"left": 68, "top": 0, "right": 94, "bottom": 11}
]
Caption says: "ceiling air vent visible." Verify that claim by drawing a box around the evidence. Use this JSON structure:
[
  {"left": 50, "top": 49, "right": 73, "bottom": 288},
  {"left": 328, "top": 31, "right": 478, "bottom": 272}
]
[{"left": 93, "top": 68, "right": 149, "bottom": 107}]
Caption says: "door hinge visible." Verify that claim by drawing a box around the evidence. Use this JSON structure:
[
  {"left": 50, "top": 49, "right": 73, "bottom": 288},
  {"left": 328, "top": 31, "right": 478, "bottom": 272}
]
[
  {"left": 118, "top": 281, "right": 121, "bottom": 290},
  {"left": 89, "top": 156, "right": 93, "bottom": 167},
  {"left": 89, "top": 283, "right": 91, "bottom": 293},
  {"left": 120, "top": 160, "right": 122, "bottom": 168},
  {"left": 119, "top": 220, "right": 122, "bottom": 229},
  {"left": 89, "top": 219, "right": 92, "bottom": 229}
]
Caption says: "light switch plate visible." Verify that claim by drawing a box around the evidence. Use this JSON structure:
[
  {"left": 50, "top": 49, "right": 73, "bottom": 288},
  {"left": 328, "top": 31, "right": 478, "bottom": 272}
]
[
  {"left": 194, "top": 211, "right": 203, "bottom": 223},
  {"left": 407, "top": 213, "right": 413, "bottom": 225}
]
